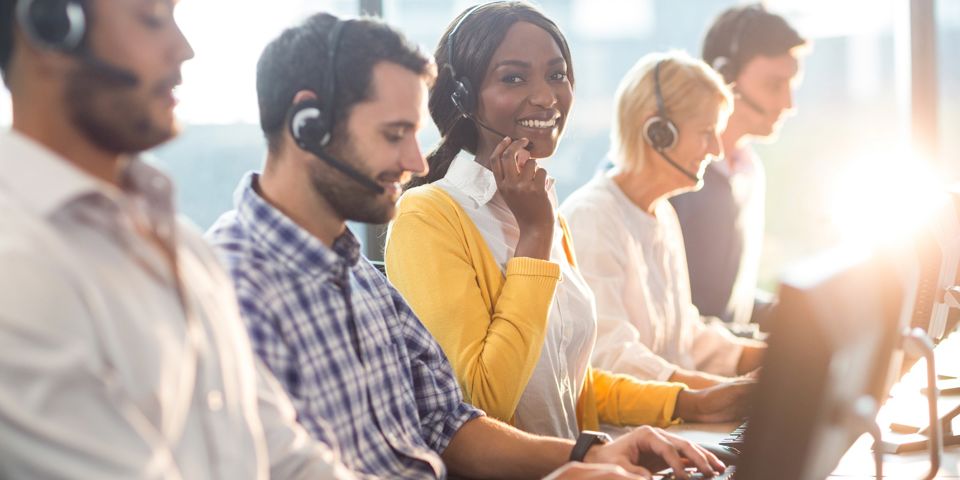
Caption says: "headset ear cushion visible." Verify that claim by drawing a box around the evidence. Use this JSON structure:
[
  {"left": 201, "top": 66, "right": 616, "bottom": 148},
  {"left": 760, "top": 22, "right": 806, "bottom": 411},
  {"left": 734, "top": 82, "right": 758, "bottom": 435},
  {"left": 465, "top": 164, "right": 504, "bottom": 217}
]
[
  {"left": 18, "top": 0, "right": 86, "bottom": 52},
  {"left": 643, "top": 116, "right": 679, "bottom": 151},
  {"left": 289, "top": 99, "right": 329, "bottom": 148},
  {"left": 451, "top": 77, "right": 475, "bottom": 117}
]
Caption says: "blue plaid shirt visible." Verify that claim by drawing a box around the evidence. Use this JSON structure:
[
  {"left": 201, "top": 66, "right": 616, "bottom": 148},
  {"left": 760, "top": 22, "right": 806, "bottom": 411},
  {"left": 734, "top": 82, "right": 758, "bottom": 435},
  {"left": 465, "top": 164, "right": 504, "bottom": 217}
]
[{"left": 206, "top": 172, "right": 483, "bottom": 479}]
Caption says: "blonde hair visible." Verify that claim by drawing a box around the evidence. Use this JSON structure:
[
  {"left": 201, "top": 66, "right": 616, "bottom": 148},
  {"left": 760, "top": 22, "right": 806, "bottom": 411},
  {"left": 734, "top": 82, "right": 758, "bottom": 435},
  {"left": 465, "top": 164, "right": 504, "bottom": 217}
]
[{"left": 611, "top": 51, "right": 733, "bottom": 172}]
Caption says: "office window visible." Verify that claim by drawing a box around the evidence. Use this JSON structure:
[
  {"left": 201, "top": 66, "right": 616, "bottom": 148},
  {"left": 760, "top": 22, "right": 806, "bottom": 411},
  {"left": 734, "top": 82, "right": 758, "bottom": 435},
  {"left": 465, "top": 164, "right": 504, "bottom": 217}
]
[
  {"left": 938, "top": 0, "right": 960, "bottom": 177},
  {"left": 151, "top": 0, "right": 360, "bottom": 229}
]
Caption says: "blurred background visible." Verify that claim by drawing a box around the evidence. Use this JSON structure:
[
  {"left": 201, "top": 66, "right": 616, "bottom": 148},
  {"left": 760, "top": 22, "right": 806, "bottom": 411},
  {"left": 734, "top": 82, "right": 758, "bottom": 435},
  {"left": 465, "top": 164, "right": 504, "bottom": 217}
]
[{"left": 2, "top": 0, "right": 956, "bottom": 289}]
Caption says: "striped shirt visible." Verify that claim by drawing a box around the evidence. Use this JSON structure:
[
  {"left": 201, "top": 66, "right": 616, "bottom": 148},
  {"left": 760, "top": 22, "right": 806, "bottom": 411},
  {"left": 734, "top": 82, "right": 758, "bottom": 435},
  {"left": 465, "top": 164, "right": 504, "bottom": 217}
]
[{"left": 206, "top": 172, "right": 482, "bottom": 479}]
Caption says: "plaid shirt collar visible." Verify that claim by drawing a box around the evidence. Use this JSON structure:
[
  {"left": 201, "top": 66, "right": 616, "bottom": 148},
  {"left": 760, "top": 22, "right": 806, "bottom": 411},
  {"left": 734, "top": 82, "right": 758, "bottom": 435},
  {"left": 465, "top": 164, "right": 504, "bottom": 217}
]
[{"left": 233, "top": 171, "right": 360, "bottom": 281}]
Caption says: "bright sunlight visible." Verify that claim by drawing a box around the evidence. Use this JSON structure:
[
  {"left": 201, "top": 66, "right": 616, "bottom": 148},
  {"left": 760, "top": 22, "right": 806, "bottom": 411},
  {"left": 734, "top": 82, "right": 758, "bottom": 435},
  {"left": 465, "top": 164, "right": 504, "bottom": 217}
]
[{"left": 826, "top": 148, "right": 952, "bottom": 249}]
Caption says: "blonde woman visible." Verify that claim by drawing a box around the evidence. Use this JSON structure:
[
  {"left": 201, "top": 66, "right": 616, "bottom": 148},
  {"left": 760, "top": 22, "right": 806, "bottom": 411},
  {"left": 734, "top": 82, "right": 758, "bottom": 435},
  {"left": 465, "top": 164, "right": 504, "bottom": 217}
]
[
  {"left": 561, "top": 52, "right": 766, "bottom": 391},
  {"left": 386, "top": 1, "right": 750, "bottom": 443}
]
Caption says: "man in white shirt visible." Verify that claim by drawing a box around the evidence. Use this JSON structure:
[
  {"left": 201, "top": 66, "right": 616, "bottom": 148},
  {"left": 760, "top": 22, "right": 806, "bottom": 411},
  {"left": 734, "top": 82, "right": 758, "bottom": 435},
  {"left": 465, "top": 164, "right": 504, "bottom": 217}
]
[{"left": 0, "top": 1, "right": 354, "bottom": 478}]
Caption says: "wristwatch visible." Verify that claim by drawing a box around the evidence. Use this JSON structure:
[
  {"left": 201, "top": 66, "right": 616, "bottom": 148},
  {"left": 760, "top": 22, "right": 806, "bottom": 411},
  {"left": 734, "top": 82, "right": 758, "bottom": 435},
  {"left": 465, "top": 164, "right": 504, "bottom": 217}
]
[{"left": 569, "top": 430, "right": 613, "bottom": 462}]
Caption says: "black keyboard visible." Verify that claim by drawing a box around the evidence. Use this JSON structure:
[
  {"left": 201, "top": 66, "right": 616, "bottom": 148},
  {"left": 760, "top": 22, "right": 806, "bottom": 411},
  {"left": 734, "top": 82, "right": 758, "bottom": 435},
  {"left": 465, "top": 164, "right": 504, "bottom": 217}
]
[{"left": 719, "top": 420, "right": 749, "bottom": 449}]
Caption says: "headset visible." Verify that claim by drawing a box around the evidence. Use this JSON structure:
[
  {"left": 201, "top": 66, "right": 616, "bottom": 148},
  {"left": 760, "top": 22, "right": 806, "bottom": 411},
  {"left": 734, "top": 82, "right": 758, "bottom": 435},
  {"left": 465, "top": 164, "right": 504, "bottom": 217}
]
[
  {"left": 643, "top": 59, "right": 699, "bottom": 183},
  {"left": 15, "top": 0, "right": 139, "bottom": 86},
  {"left": 709, "top": 4, "right": 768, "bottom": 116},
  {"left": 445, "top": 2, "right": 535, "bottom": 151},
  {"left": 288, "top": 18, "right": 385, "bottom": 195}
]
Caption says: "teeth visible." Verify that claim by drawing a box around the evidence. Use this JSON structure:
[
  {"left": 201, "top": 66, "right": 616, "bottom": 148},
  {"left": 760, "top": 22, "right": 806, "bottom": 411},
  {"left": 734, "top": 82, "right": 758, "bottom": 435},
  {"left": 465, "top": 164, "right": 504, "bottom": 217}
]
[{"left": 518, "top": 118, "right": 558, "bottom": 128}]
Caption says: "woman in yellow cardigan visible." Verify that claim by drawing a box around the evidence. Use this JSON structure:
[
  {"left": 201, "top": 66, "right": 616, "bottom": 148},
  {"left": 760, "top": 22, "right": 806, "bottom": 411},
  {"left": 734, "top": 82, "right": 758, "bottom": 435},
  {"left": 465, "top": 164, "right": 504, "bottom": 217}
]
[{"left": 386, "top": 1, "right": 750, "bottom": 438}]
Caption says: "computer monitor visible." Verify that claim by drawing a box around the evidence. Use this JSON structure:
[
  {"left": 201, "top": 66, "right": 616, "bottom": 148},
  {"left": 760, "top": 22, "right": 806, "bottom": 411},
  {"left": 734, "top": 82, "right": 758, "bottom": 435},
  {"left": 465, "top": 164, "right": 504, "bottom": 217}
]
[{"left": 735, "top": 247, "right": 905, "bottom": 480}]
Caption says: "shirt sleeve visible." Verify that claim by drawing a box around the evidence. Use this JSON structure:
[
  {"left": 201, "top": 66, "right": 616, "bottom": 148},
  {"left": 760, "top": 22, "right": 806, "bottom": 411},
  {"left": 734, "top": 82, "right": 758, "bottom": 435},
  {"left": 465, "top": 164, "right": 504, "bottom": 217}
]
[
  {"left": 562, "top": 204, "right": 679, "bottom": 382},
  {"left": 589, "top": 367, "right": 685, "bottom": 428},
  {"left": 390, "top": 285, "right": 484, "bottom": 454},
  {"left": 385, "top": 190, "right": 561, "bottom": 423},
  {"left": 0, "top": 249, "right": 184, "bottom": 479},
  {"left": 687, "top": 309, "right": 745, "bottom": 377}
]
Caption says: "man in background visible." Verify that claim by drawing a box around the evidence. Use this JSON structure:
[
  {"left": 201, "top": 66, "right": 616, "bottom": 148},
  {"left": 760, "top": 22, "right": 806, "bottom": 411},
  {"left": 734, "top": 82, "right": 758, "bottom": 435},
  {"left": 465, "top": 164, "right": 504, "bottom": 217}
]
[{"left": 670, "top": 3, "right": 808, "bottom": 328}]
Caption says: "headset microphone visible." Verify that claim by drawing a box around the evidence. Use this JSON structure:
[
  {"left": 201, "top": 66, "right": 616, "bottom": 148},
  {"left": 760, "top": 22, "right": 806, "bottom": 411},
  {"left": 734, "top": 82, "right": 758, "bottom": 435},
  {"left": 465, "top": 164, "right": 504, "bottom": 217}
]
[
  {"left": 657, "top": 148, "right": 700, "bottom": 182},
  {"left": 466, "top": 110, "right": 535, "bottom": 151},
  {"left": 288, "top": 20, "right": 386, "bottom": 196},
  {"left": 448, "top": 70, "right": 535, "bottom": 151},
  {"left": 293, "top": 124, "right": 386, "bottom": 195}
]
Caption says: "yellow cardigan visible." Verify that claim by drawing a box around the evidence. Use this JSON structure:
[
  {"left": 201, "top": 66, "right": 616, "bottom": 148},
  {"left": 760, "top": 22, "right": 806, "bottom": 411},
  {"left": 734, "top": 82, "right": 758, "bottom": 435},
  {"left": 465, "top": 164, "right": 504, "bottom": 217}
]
[{"left": 385, "top": 184, "right": 685, "bottom": 430}]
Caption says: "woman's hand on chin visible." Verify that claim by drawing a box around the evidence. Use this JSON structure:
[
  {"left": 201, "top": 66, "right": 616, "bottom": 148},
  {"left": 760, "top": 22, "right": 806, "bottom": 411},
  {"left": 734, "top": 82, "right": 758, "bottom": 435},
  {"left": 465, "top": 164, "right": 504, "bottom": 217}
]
[{"left": 489, "top": 136, "right": 555, "bottom": 260}]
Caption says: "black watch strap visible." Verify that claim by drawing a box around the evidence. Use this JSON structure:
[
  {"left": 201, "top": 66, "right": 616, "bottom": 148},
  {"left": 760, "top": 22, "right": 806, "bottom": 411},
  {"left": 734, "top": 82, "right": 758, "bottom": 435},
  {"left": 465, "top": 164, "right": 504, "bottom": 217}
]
[{"left": 569, "top": 430, "right": 613, "bottom": 462}]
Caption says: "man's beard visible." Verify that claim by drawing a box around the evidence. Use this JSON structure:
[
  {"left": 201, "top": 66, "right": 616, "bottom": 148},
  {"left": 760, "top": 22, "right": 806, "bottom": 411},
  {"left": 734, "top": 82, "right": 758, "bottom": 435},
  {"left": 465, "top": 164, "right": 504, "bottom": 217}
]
[
  {"left": 65, "top": 63, "right": 177, "bottom": 155},
  {"left": 308, "top": 133, "right": 397, "bottom": 225}
]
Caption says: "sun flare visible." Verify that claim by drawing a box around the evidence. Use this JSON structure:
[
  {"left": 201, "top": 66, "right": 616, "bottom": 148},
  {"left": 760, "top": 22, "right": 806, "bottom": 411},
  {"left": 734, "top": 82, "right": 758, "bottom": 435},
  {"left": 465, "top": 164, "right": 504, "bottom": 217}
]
[{"left": 826, "top": 149, "right": 951, "bottom": 249}]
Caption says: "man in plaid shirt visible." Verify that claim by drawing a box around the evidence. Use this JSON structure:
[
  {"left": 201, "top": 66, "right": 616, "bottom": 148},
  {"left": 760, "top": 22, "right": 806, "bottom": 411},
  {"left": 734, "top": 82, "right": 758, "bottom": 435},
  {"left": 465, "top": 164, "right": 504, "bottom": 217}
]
[{"left": 208, "top": 12, "right": 725, "bottom": 480}]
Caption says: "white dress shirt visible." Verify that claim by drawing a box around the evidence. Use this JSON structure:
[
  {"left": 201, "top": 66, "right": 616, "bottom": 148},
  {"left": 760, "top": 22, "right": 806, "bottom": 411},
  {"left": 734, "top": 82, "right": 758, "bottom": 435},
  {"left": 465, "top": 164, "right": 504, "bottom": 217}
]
[
  {"left": 0, "top": 130, "right": 351, "bottom": 479},
  {"left": 435, "top": 154, "right": 597, "bottom": 439},
  {"left": 561, "top": 174, "right": 744, "bottom": 382}
]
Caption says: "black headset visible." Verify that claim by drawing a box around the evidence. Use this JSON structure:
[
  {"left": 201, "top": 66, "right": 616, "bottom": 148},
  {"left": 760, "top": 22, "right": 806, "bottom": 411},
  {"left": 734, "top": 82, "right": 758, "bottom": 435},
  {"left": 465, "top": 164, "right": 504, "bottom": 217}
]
[
  {"left": 15, "top": 0, "right": 86, "bottom": 53},
  {"left": 446, "top": 3, "right": 489, "bottom": 119},
  {"left": 642, "top": 59, "right": 699, "bottom": 182},
  {"left": 709, "top": 5, "right": 769, "bottom": 116},
  {"left": 289, "top": 18, "right": 345, "bottom": 151},
  {"left": 643, "top": 60, "right": 679, "bottom": 152},
  {"left": 287, "top": 18, "right": 385, "bottom": 195},
  {"left": 15, "top": 0, "right": 139, "bottom": 85}
]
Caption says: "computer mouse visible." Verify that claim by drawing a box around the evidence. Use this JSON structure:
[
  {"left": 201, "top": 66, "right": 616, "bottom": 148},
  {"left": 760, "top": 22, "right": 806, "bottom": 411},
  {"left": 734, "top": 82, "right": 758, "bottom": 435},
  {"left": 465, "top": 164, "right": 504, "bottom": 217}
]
[{"left": 697, "top": 442, "right": 741, "bottom": 466}]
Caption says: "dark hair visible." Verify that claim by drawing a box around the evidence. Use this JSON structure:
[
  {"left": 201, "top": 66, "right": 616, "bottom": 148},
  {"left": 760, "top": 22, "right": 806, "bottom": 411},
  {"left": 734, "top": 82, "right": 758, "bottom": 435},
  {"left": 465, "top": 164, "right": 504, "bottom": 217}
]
[
  {"left": 408, "top": 1, "right": 574, "bottom": 187},
  {"left": 702, "top": 3, "right": 807, "bottom": 83},
  {"left": 256, "top": 13, "right": 433, "bottom": 153},
  {"left": 1, "top": 0, "right": 17, "bottom": 83}
]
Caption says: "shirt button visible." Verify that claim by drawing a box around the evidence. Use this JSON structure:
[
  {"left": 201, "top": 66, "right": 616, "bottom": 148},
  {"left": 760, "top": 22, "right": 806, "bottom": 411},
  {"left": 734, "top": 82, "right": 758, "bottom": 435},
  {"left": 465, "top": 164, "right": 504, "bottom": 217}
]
[{"left": 207, "top": 390, "right": 224, "bottom": 412}]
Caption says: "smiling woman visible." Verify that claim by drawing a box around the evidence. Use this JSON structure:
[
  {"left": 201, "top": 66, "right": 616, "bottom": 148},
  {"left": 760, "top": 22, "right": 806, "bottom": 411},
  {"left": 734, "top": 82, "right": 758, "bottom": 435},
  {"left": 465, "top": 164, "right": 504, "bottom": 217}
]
[{"left": 386, "top": 1, "right": 751, "bottom": 443}]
